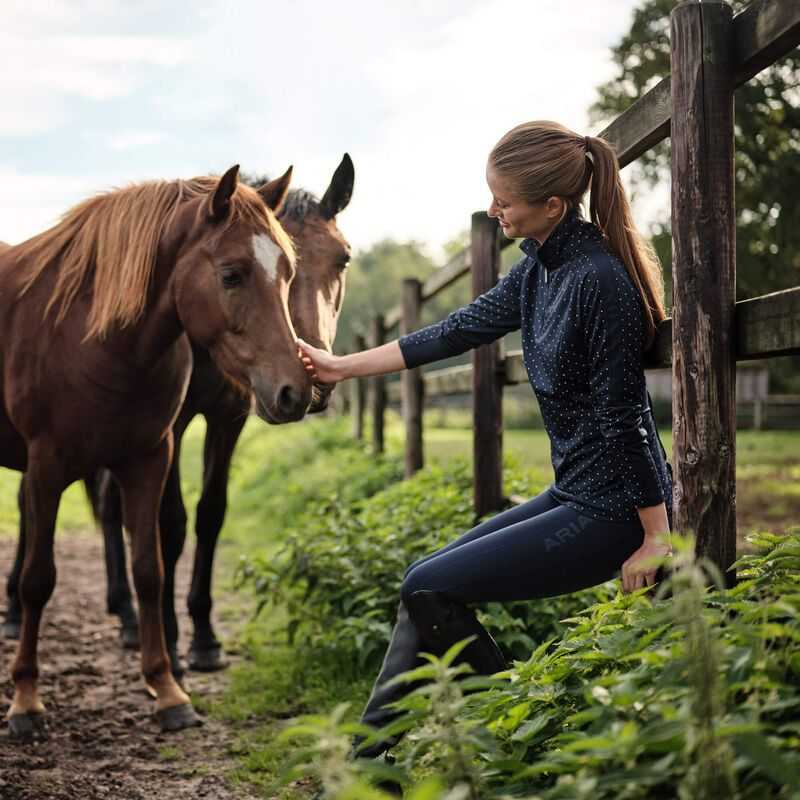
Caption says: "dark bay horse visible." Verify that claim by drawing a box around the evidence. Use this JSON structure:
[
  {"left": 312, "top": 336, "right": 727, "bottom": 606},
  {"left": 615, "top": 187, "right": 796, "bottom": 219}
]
[
  {"left": 0, "top": 166, "right": 311, "bottom": 737},
  {"left": 3, "top": 155, "right": 354, "bottom": 677}
]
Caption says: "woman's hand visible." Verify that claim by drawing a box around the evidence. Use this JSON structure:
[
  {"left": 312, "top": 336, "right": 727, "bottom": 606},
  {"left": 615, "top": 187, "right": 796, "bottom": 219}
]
[
  {"left": 621, "top": 532, "right": 672, "bottom": 593},
  {"left": 296, "top": 339, "right": 349, "bottom": 385}
]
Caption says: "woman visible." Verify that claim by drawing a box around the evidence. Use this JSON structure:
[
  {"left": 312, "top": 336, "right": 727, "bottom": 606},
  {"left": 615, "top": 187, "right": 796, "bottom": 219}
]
[{"left": 296, "top": 121, "right": 673, "bottom": 761}]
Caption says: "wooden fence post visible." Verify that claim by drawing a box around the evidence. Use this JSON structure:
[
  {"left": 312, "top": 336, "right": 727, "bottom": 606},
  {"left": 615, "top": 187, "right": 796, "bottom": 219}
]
[
  {"left": 671, "top": 1, "right": 737, "bottom": 581},
  {"left": 350, "top": 333, "right": 366, "bottom": 440},
  {"left": 370, "top": 315, "right": 386, "bottom": 455},
  {"left": 471, "top": 211, "right": 504, "bottom": 517},
  {"left": 401, "top": 279, "right": 424, "bottom": 476}
]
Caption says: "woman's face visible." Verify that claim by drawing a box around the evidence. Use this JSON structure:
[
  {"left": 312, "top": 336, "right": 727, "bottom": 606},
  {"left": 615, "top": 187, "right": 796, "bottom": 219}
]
[{"left": 486, "top": 166, "right": 565, "bottom": 243}]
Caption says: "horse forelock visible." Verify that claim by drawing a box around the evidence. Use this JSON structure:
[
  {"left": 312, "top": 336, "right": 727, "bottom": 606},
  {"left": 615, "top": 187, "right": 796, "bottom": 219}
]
[
  {"left": 14, "top": 176, "right": 295, "bottom": 340},
  {"left": 279, "top": 188, "right": 321, "bottom": 224}
]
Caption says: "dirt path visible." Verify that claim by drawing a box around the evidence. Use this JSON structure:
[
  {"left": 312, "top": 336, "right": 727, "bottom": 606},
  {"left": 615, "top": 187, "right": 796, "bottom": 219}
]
[{"left": 0, "top": 532, "right": 257, "bottom": 800}]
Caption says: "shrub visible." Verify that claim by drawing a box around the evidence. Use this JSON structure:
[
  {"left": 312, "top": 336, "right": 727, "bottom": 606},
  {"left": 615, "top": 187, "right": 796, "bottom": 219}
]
[
  {"left": 240, "top": 456, "right": 616, "bottom": 669},
  {"left": 284, "top": 531, "right": 800, "bottom": 799}
]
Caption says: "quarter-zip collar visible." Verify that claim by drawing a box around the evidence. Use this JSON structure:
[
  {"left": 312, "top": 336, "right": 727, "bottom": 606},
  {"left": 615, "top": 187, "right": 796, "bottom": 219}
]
[{"left": 519, "top": 208, "right": 603, "bottom": 283}]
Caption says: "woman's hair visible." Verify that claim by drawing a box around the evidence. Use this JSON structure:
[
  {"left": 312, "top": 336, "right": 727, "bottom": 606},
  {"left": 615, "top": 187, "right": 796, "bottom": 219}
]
[{"left": 489, "top": 120, "right": 666, "bottom": 348}]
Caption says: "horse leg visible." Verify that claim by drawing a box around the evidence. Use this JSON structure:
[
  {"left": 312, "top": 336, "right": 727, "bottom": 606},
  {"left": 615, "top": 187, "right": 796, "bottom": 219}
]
[
  {"left": 93, "top": 470, "right": 140, "bottom": 649},
  {"left": 187, "top": 413, "right": 246, "bottom": 671},
  {"left": 113, "top": 438, "right": 199, "bottom": 732},
  {"left": 158, "top": 435, "right": 188, "bottom": 681},
  {"left": 7, "top": 451, "right": 64, "bottom": 740},
  {"left": 3, "top": 476, "right": 26, "bottom": 640}
]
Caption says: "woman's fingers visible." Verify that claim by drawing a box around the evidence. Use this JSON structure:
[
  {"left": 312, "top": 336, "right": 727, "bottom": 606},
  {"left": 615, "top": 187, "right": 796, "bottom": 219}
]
[{"left": 296, "top": 340, "right": 319, "bottom": 379}]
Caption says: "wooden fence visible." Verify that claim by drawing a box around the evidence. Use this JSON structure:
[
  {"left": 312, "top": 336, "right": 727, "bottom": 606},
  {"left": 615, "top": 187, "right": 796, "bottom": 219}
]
[{"left": 349, "top": 0, "right": 800, "bottom": 583}]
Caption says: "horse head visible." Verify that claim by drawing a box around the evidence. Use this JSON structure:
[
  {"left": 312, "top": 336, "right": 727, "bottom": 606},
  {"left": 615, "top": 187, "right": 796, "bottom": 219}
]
[
  {"left": 279, "top": 153, "right": 354, "bottom": 412},
  {"left": 168, "top": 165, "right": 312, "bottom": 423}
]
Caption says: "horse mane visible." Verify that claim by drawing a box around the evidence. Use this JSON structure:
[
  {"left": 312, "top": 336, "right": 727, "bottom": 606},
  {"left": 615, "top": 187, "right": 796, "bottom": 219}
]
[
  {"left": 16, "top": 177, "right": 295, "bottom": 340},
  {"left": 280, "top": 189, "right": 321, "bottom": 223}
]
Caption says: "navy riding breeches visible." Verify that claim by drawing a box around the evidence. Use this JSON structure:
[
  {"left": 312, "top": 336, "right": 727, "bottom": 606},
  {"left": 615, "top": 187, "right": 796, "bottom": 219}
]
[{"left": 400, "top": 488, "right": 663, "bottom": 606}]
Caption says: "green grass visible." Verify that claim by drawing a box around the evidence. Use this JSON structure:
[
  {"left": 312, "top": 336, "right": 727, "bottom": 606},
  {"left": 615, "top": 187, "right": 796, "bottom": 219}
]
[
  {"left": 1, "top": 414, "right": 798, "bottom": 797},
  {"left": 424, "top": 426, "right": 800, "bottom": 538}
]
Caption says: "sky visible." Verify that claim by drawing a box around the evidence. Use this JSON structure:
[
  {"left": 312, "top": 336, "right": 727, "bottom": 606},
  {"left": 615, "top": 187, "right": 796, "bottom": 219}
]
[{"left": 0, "top": 0, "right": 664, "bottom": 258}]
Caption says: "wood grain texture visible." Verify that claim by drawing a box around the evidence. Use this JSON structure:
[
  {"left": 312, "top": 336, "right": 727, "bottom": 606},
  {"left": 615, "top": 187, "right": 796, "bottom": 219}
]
[
  {"left": 471, "top": 212, "right": 504, "bottom": 516},
  {"left": 350, "top": 334, "right": 367, "bottom": 440},
  {"left": 671, "top": 0, "right": 737, "bottom": 580},
  {"left": 401, "top": 279, "right": 424, "bottom": 477},
  {"left": 370, "top": 315, "right": 386, "bottom": 455}
]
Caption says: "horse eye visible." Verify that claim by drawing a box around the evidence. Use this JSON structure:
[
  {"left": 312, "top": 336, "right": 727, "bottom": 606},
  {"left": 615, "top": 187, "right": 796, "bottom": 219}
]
[
  {"left": 338, "top": 257, "right": 350, "bottom": 271},
  {"left": 221, "top": 268, "right": 243, "bottom": 289}
]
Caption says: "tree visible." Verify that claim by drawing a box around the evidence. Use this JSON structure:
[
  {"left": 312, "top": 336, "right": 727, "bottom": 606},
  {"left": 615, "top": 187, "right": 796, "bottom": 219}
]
[
  {"left": 336, "top": 239, "right": 439, "bottom": 352},
  {"left": 591, "top": 0, "right": 800, "bottom": 388}
]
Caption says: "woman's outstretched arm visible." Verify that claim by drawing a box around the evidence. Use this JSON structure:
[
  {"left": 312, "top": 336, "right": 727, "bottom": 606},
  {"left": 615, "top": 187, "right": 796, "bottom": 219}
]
[
  {"left": 298, "top": 255, "right": 530, "bottom": 386},
  {"left": 297, "top": 339, "right": 406, "bottom": 384}
]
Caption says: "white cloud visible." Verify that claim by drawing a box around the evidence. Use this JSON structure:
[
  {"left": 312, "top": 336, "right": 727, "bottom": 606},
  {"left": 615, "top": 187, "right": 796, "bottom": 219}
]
[
  {"left": 0, "top": 168, "right": 95, "bottom": 245},
  {"left": 107, "top": 131, "right": 166, "bottom": 151},
  {"left": 0, "top": 0, "right": 669, "bottom": 257},
  {"left": 0, "top": 31, "right": 192, "bottom": 133}
]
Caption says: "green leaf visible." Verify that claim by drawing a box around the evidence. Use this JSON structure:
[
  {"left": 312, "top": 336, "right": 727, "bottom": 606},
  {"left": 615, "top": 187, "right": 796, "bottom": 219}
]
[{"left": 735, "top": 733, "right": 800, "bottom": 789}]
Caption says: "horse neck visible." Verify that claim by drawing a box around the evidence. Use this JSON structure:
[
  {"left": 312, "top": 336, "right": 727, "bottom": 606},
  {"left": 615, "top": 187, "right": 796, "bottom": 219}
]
[{"left": 107, "top": 247, "right": 187, "bottom": 370}]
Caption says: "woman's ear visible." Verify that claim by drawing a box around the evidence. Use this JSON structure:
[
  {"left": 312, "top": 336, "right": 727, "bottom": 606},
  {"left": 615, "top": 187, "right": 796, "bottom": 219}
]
[{"left": 544, "top": 196, "right": 566, "bottom": 220}]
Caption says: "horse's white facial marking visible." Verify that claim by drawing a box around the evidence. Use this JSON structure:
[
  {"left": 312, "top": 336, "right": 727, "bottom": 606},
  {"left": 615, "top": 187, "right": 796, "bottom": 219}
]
[
  {"left": 316, "top": 289, "right": 332, "bottom": 344},
  {"left": 252, "top": 234, "right": 281, "bottom": 282}
]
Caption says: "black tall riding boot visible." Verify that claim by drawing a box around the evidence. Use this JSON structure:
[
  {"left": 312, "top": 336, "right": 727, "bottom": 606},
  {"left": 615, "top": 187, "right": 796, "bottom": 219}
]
[
  {"left": 353, "top": 602, "right": 423, "bottom": 760},
  {"left": 404, "top": 590, "right": 506, "bottom": 675}
]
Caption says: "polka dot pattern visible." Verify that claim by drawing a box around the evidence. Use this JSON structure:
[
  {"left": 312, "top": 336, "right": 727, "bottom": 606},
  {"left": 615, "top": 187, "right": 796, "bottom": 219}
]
[{"left": 399, "top": 208, "right": 673, "bottom": 523}]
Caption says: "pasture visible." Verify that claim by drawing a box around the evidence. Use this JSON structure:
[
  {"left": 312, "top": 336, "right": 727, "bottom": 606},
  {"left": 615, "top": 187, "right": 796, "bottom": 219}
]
[{"left": 2, "top": 415, "right": 797, "bottom": 797}]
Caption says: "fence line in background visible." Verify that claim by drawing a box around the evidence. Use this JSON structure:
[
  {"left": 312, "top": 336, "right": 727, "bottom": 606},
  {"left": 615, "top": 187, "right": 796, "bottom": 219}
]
[{"left": 348, "top": 0, "right": 800, "bottom": 582}]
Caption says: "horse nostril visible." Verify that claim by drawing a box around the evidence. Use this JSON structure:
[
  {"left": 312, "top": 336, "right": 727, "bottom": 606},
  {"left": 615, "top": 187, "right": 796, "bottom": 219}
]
[{"left": 277, "top": 385, "right": 302, "bottom": 417}]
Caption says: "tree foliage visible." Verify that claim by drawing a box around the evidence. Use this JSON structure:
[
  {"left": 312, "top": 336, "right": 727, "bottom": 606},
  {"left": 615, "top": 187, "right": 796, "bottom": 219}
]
[{"left": 591, "top": 0, "right": 800, "bottom": 304}]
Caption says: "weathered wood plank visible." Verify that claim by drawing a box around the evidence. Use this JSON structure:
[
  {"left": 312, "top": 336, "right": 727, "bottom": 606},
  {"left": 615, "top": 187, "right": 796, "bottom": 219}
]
[
  {"left": 386, "top": 227, "right": 513, "bottom": 329},
  {"left": 421, "top": 248, "right": 470, "bottom": 302},
  {"left": 401, "top": 279, "right": 424, "bottom": 476},
  {"left": 671, "top": 1, "right": 737, "bottom": 580},
  {"left": 644, "top": 288, "right": 800, "bottom": 368},
  {"left": 733, "top": 0, "right": 800, "bottom": 85},
  {"left": 471, "top": 212, "right": 504, "bottom": 516},
  {"left": 349, "top": 333, "right": 367, "bottom": 440},
  {"left": 370, "top": 315, "right": 387, "bottom": 455},
  {"left": 418, "top": 284, "right": 800, "bottom": 396},
  {"left": 736, "top": 286, "right": 800, "bottom": 358},
  {"left": 595, "top": 0, "right": 800, "bottom": 166},
  {"left": 424, "top": 364, "right": 474, "bottom": 395},
  {"left": 503, "top": 351, "right": 529, "bottom": 385},
  {"left": 598, "top": 77, "right": 672, "bottom": 168}
]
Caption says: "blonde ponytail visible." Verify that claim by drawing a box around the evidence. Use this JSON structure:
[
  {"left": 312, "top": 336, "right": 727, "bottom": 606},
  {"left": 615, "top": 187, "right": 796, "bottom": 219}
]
[{"left": 489, "top": 121, "right": 666, "bottom": 347}]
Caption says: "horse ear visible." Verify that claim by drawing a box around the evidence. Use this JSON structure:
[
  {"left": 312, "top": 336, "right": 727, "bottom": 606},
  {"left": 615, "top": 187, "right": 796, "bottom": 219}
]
[
  {"left": 319, "top": 153, "right": 354, "bottom": 220},
  {"left": 257, "top": 165, "right": 293, "bottom": 213},
  {"left": 209, "top": 164, "right": 240, "bottom": 221}
]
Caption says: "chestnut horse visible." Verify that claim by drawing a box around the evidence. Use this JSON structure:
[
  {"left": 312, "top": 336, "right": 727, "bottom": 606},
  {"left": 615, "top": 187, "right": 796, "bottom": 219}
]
[
  {"left": 0, "top": 166, "right": 312, "bottom": 737},
  {"left": 3, "top": 156, "right": 354, "bottom": 677}
]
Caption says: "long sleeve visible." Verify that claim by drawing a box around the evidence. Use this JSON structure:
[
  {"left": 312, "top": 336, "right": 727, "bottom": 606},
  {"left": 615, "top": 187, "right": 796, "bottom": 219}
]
[
  {"left": 582, "top": 266, "right": 664, "bottom": 508},
  {"left": 398, "top": 257, "right": 527, "bottom": 369}
]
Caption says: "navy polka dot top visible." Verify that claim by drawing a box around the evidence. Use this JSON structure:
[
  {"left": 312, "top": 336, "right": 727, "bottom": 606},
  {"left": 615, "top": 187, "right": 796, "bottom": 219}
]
[{"left": 398, "top": 208, "right": 673, "bottom": 524}]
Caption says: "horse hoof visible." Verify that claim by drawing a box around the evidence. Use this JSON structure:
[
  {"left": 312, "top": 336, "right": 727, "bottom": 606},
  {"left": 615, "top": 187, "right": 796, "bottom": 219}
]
[
  {"left": 156, "top": 703, "right": 202, "bottom": 733},
  {"left": 188, "top": 645, "right": 227, "bottom": 672},
  {"left": 2, "top": 620, "right": 21, "bottom": 640},
  {"left": 120, "top": 626, "right": 140, "bottom": 650},
  {"left": 8, "top": 712, "right": 47, "bottom": 741}
]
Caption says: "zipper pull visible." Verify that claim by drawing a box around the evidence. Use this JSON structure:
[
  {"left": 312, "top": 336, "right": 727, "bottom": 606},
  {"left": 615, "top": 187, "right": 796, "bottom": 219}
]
[{"left": 544, "top": 266, "right": 548, "bottom": 284}]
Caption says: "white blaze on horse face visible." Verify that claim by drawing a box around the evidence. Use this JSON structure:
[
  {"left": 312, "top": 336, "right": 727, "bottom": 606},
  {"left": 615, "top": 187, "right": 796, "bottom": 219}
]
[
  {"left": 252, "top": 234, "right": 281, "bottom": 282},
  {"left": 317, "top": 289, "right": 333, "bottom": 348}
]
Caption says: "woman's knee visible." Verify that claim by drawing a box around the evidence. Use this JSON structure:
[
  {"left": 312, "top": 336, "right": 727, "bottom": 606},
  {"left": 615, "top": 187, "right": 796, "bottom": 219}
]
[{"left": 400, "top": 567, "right": 429, "bottom": 608}]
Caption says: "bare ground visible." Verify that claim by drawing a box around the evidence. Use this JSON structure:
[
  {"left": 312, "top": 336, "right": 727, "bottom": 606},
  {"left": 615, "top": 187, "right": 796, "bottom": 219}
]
[{"left": 0, "top": 532, "right": 257, "bottom": 800}]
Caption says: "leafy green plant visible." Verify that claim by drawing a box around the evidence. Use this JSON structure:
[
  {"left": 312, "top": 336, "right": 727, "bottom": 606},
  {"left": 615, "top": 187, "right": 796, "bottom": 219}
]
[{"left": 439, "top": 531, "right": 800, "bottom": 798}]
